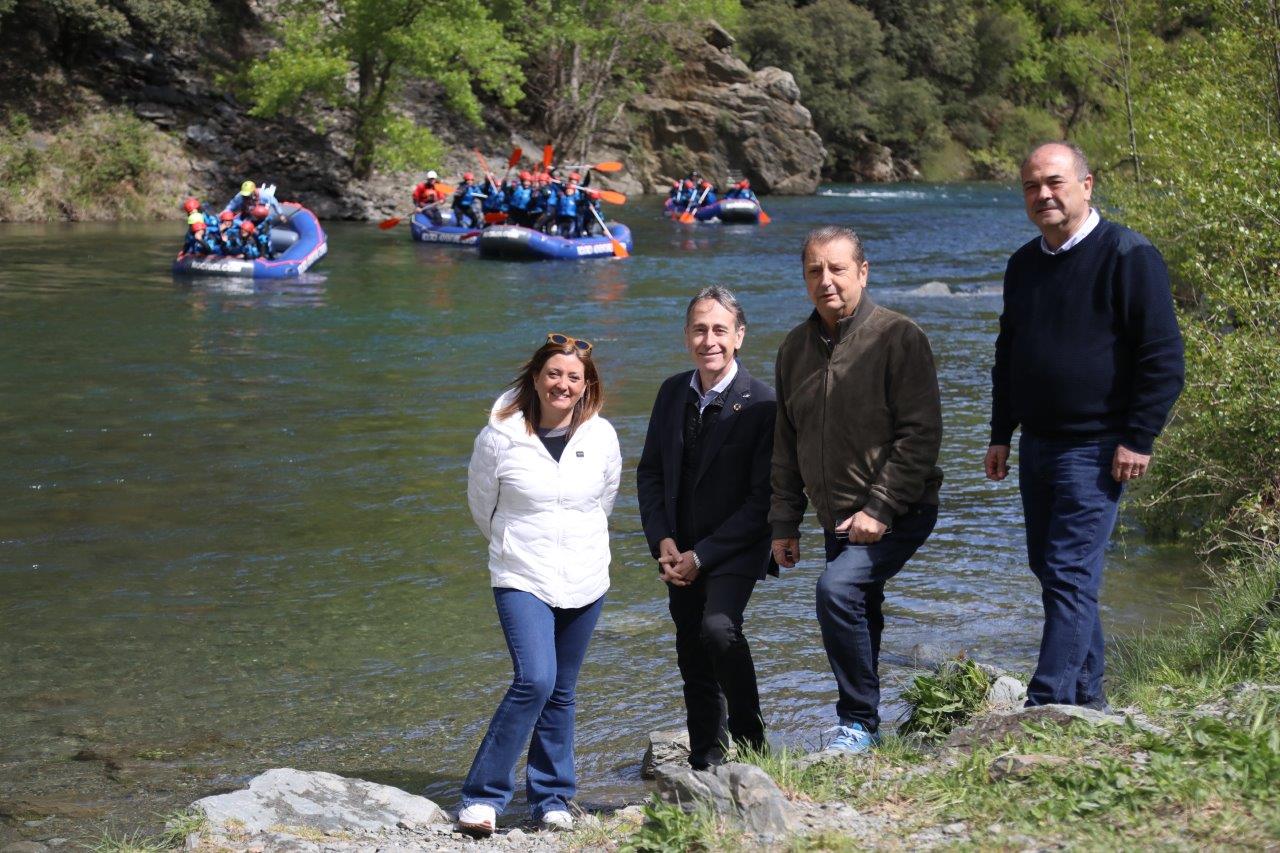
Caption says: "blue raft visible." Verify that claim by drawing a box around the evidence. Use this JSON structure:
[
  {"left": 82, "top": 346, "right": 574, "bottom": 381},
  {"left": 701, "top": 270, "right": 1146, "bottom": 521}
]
[
  {"left": 477, "top": 223, "right": 634, "bottom": 260},
  {"left": 409, "top": 210, "right": 483, "bottom": 245},
  {"left": 665, "top": 197, "right": 762, "bottom": 223},
  {"left": 172, "top": 203, "right": 327, "bottom": 278}
]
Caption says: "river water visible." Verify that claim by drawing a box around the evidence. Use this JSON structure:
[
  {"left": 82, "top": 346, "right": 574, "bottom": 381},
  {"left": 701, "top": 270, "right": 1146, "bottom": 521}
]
[{"left": 0, "top": 185, "right": 1201, "bottom": 836}]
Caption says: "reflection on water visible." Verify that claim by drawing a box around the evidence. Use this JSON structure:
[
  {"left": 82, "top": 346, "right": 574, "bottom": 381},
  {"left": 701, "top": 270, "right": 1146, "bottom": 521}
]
[{"left": 0, "top": 185, "right": 1203, "bottom": 835}]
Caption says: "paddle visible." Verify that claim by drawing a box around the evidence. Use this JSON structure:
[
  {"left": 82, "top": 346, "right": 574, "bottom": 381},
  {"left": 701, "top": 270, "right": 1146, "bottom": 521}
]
[
  {"left": 756, "top": 198, "right": 772, "bottom": 225},
  {"left": 560, "top": 160, "right": 624, "bottom": 173},
  {"left": 540, "top": 145, "right": 553, "bottom": 172},
  {"left": 679, "top": 184, "right": 711, "bottom": 224},
  {"left": 549, "top": 179, "right": 625, "bottom": 205},
  {"left": 586, "top": 203, "right": 628, "bottom": 258},
  {"left": 501, "top": 148, "right": 522, "bottom": 185}
]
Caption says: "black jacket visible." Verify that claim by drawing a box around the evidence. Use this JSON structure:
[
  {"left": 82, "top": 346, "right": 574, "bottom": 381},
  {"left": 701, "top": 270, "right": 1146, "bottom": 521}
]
[{"left": 637, "top": 365, "right": 778, "bottom": 579}]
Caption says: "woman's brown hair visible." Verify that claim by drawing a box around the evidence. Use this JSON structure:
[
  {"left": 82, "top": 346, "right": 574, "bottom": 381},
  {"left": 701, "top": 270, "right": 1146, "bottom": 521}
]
[{"left": 496, "top": 339, "right": 604, "bottom": 436}]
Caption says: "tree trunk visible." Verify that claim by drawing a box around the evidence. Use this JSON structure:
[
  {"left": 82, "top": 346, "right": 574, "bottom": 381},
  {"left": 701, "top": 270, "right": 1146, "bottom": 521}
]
[
  {"left": 351, "top": 53, "right": 378, "bottom": 179},
  {"left": 1108, "top": 0, "right": 1141, "bottom": 184},
  {"left": 1270, "top": 0, "right": 1280, "bottom": 132}
]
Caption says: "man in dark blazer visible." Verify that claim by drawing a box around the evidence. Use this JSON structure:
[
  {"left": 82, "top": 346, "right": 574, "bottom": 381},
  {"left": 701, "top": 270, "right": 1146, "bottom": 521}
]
[{"left": 637, "top": 285, "right": 777, "bottom": 769}]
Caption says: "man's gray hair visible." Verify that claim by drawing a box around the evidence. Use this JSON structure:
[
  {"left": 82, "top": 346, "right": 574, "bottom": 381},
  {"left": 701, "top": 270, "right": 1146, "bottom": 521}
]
[
  {"left": 1022, "top": 140, "right": 1090, "bottom": 180},
  {"left": 685, "top": 285, "right": 747, "bottom": 329},
  {"left": 801, "top": 225, "right": 866, "bottom": 265}
]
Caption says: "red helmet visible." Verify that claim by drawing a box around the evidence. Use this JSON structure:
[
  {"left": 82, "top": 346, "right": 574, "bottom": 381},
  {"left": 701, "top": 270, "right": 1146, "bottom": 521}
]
[
  {"left": 739, "top": 179, "right": 750, "bottom": 188},
  {"left": 569, "top": 171, "right": 581, "bottom": 182},
  {"left": 251, "top": 204, "right": 269, "bottom": 219},
  {"left": 190, "top": 220, "right": 206, "bottom": 231},
  {"left": 182, "top": 197, "right": 200, "bottom": 213},
  {"left": 700, "top": 179, "right": 710, "bottom": 187},
  {"left": 683, "top": 179, "right": 694, "bottom": 189},
  {"left": 519, "top": 170, "right": 532, "bottom": 181},
  {"left": 239, "top": 220, "right": 256, "bottom": 234},
  {"left": 219, "top": 210, "right": 236, "bottom": 222},
  {"left": 462, "top": 172, "right": 474, "bottom": 181}
]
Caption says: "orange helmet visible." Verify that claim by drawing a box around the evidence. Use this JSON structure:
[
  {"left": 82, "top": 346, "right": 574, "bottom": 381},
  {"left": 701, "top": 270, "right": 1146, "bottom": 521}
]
[
  {"left": 683, "top": 179, "right": 694, "bottom": 189},
  {"left": 569, "top": 172, "right": 581, "bottom": 182},
  {"left": 462, "top": 172, "right": 474, "bottom": 181},
  {"left": 182, "top": 197, "right": 200, "bottom": 213},
  {"left": 190, "top": 220, "right": 206, "bottom": 232},
  {"left": 219, "top": 210, "right": 236, "bottom": 222},
  {"left": 239, "top": 220, "right": 256, "bottom": 234}
]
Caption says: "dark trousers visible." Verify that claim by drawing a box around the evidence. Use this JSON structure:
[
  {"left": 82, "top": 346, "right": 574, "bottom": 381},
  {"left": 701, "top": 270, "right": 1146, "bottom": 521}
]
[
  {"left": 667, "top": 572, "right": 763, "bottom": 768},
  {"left": 1019, "top": 433, "right": 1123, "bottom": 707},
  {"left": 816, "top": 504, "right": 937, "bottom": 731}
]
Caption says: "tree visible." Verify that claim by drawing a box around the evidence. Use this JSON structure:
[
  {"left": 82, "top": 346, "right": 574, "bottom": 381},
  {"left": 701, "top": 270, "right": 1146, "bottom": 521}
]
[
  {"left": 486, "top": 0, "right": 741, "bottom": 160},
  {"left": 1, "top": 0, "right": 210, "bottom": 62},
  {"left": 246, "top": 0, "right": 524, "bottom": 178}
]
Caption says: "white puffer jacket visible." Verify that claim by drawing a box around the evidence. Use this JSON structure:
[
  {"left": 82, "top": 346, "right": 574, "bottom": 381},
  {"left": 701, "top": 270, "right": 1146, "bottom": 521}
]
[{"left": 467, "top": 390, "right": 622, "bottom": 609}]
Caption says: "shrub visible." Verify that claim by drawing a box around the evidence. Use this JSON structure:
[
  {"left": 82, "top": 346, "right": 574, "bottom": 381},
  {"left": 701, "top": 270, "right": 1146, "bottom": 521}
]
[{"left": 898, "top": 657, "right": 992, "bottom": 738}]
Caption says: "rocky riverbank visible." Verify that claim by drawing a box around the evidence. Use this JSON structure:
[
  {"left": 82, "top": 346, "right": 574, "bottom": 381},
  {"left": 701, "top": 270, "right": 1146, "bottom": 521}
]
[{"left": 9, "top": 644, "right": 1272, "bottom": 853}]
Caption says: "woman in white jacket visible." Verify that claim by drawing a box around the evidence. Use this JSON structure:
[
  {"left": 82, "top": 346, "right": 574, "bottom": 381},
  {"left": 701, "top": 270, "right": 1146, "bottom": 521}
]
[{"left": 457, "top": 333, "right": 621, "bottom": 837}]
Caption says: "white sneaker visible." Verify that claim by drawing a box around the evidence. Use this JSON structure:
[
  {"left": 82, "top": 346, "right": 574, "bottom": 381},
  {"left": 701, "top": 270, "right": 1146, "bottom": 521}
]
[
  {"left": 541, "top": 809, "right": 574, "bottom": 831},
  {"left": 457, "top": 803, "right": 496, "bottom": 837}
]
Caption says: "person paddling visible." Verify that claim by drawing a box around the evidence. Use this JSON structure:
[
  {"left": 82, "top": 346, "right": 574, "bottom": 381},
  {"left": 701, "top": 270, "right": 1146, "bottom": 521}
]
[{"left": 412, "top": 170, "right": 447, "bottom": 226}]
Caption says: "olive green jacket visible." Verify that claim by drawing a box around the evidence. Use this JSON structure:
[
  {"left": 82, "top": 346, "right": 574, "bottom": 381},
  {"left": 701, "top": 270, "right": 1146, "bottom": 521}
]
[{"left": 769, "top": 297, "right": 943, "bottom": 539}]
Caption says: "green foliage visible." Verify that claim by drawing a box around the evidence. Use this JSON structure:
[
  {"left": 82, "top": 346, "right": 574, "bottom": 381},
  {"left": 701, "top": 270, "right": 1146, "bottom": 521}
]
[
  {"left": 486, "top": 0, "right": 743, "bottom": 160},
  {"left": 0, "top": 110, "right": 183, "bottom": 221},
  {"left": 620, "top": 796, "right": 735, "bottom": 853},
  {"left": 898, "top": 658, "right": 992, "bottom": 738},
  {"left": 246, "top": 0, "right": 524, "bottom": 178},
  {"left": 1088, "top": 4, "right": 1280, "bottom": 542},
  {"left": 1, "top": 0, "right": 210, "bottom": 56}
]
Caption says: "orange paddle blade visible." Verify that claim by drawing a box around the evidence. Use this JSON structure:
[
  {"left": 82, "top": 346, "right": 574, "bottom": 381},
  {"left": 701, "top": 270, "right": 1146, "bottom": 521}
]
[
  {"left": 597, "top": 189, "right": 626, "bottom": 204},
  {"left": 591, "top": 161, "right": 623, "bottom": 173},
  {"left": 508, "top": 147, "right": 522, "bottom": 168},
  {"left": 378, "top": 216, "right": 403, "bottom": 230},
  {"left": 435, "top": 182, "right": 454, "bottom": 195},
  {"left": 758, "top": 209, "right": 771, "bottom": 225},
  {"left": 611, "top": 239, "right": 629, "bottom": 258},
  {"left": 541, "top": 145, "right": 553, "bottom": 170},
  {"left": 678, "top": 211, "right": 695, "bottom": 224}
]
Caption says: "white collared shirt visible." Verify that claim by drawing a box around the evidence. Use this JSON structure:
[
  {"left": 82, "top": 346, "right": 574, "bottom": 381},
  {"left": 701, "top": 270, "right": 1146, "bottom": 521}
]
[
  {"left": 1041, "top": 207, "right": 1099, "bottom": 255},
  {"left": 689, "top": 360, "right": 738, "bottom": 413}
]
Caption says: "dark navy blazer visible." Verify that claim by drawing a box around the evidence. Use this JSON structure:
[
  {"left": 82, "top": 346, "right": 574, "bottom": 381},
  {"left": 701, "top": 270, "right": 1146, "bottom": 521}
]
[{"left": 636, "top": 364, "right": 778, "bottom": 579}]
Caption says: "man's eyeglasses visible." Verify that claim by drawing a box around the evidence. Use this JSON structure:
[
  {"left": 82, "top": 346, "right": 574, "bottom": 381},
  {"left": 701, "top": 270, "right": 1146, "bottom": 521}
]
[{"left": 546, "top": 333, "right": 593, "bottom": 355}]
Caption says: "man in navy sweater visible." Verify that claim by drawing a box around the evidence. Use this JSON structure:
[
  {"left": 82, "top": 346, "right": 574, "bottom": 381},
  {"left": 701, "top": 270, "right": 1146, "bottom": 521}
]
[{"left": 984, "top": 141, "right": 1184, "bottom": 710}]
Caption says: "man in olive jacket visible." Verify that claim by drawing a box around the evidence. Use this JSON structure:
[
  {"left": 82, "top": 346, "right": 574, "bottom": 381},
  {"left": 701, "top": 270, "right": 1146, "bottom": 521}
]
[{"left": 771, "top": 226, "right": 943, "bottom": 753}]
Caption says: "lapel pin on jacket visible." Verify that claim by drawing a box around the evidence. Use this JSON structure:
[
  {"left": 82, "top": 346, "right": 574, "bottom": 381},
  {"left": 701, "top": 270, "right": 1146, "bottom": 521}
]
[{"left": 733, "top": 402, "right": 743, "bottom": 411}]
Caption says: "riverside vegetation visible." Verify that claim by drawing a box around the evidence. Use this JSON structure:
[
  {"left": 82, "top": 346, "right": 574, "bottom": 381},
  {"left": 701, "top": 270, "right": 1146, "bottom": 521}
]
[{"left": 3, "top": 0, "right": 1273, "bottom": 204}]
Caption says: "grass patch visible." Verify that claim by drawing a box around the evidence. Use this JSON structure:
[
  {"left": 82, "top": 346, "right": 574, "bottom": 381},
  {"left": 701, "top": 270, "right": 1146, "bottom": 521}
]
[
  {"left": 619, "top": 796, "right": 742, "bottom": 853},
  {"left": 0, "top": 109, "right": 187, "bottom": 221}
]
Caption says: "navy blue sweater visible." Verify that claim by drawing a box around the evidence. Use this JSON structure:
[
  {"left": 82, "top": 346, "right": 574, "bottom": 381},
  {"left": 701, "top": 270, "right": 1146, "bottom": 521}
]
[{"left": 990, "top": 218, "right": 1184, "bottom": 454}]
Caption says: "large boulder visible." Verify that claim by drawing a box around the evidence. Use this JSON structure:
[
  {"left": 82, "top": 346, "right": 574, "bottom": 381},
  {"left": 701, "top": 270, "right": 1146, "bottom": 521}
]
[
  {"left": 609, "top": 24, "right": 825, "bottom": 195},
  {"left": 193, "top": 768, "right": 445, "bottom": 835},
  {"left": 654, "top": 762, "right": 799, "bottom": 837}
]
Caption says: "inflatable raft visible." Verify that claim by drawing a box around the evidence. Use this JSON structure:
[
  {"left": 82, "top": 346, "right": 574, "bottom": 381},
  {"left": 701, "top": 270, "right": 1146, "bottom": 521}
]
[
  {"left": 409, "top": 210, "right": 483, "bottom": 245},
  {"left": 478, "top": 223, "right": 634, "bottom": 261},
  {"left": 172, "top": 203, "right": 327, "bottom": 278},
  {"left": 664, "top": 197, "right": 762, "bottom": 223}
]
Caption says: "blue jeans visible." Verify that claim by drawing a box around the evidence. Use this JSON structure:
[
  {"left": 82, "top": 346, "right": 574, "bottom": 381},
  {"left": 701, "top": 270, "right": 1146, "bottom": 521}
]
[
  {"left": 1019, "top": 433, "right": 1123, "bottom": 707},
  {"left": 460, "top": 588, "right": 604, "bottom": 819},
  {"left": 816, "top": 503, "right": 937, "bottom": 731}
]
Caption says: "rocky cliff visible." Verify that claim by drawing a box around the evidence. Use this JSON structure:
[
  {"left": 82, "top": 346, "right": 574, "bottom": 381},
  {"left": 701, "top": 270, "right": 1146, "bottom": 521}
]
[{"left": 595, "top": 23, "right": 826, "bottom": 196}]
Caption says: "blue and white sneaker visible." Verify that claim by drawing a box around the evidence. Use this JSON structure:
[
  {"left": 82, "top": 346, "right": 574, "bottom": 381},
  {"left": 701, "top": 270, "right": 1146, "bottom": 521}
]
[{"left": 826, "top": 722, "right": 881, "bottom": 754}]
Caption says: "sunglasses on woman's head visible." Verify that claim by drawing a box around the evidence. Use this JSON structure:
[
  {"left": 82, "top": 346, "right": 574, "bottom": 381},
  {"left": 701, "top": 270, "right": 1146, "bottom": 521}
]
[{"left": 546, "top": 333, "right": 593, "bottom": 355}]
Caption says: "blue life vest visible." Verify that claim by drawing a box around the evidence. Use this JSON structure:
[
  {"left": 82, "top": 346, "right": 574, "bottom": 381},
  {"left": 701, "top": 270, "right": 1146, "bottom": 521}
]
[
  {"left": 482, "top": 180, "right": 505, "bottom": 212},
  {"left": 556, "top": 189, "right": 579, "bottom": 218},
  {"left": 454, "top": 183, "right": 479, "bottom": 206},
  {"left": 508, "top": 185, "right": 532, "bottom": 211}
]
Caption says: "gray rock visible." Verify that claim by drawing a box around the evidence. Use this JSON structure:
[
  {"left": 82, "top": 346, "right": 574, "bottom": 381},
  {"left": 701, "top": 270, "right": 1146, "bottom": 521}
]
[
  {"left": 987, "top": 753, "right": 1070, "bottom": 782},
  {"left": 503, "top": 828, "right": 526, "bottom": 843},
  {"left": 985, "top": 676, "right": 1027, "bottom": 709},
  {"left": 641, "top": 729, "right": 690, "bottom": 780},
  {"left": 906, "top": 643, "right": 950, "bottom": 671},
  {"left": 946, "top": 704, "right": 1125, "bottom": 749},
  {"left": 193, "top": 767, "right": 445, "bottom": 835},
  {"left": 654, "top": 761, "right": 798, "bottom": 836},
  {"left": 908, "top": 281, "right": 954, "bottom": 297},
  {"left": 2, "top": 842, "right": 51, "bottom": 853},
  {"left": 185, "top": 125, "right": 220, "bottom": 148}
]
